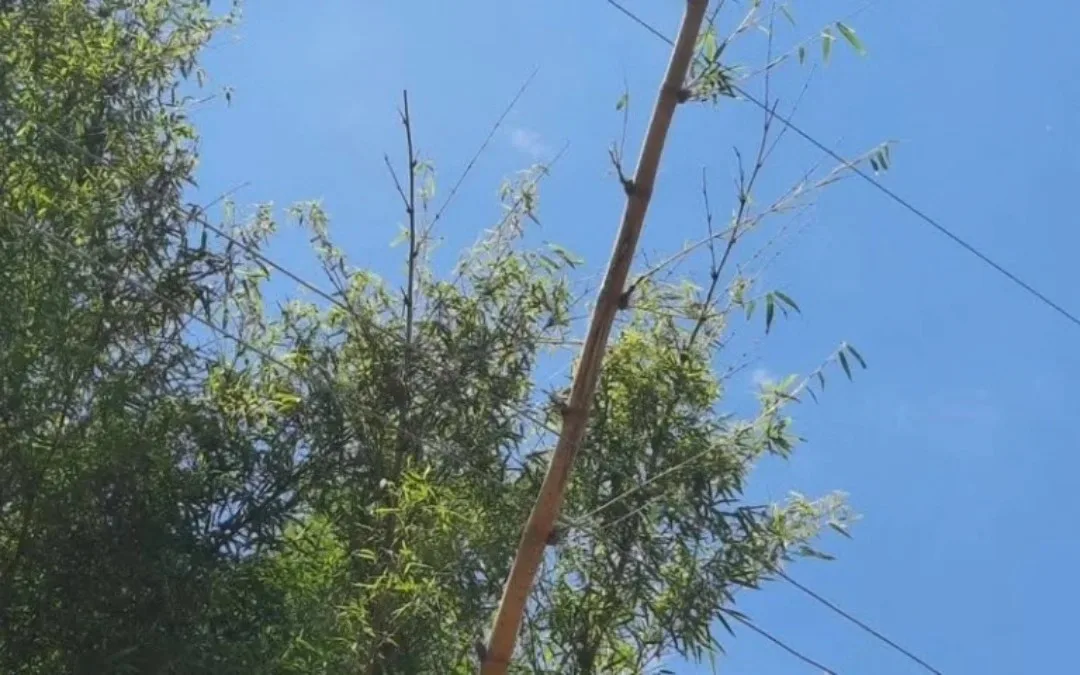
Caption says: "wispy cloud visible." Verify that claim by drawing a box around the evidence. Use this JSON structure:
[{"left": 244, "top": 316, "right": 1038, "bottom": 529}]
[
  {"left": 751, "top": 367, "right": 775, "bottom": 389},
  {"left": 508, "top": 127, "right": 551, "bottom": 160},
  {"left": 929, "top": 388, "right": 996, "bottom": 425},
  {"left": 887, "top": 388, "right": 999, "bottom": 439}
]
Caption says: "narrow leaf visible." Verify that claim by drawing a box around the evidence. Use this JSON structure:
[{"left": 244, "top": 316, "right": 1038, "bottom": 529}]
[
  {"left": 779, "top": 4, "right": 796, "bottom": 26},
  {"left": 615, "top": 92, "right": 629, "bottom": 111},
  {"left": 715, "top": 611, "right": 736, "bottom": 637},
  {"left": 548, "top": 243, "right": 583, "bottom": 268},
  {"left": 829, "top": 522, "right": 853, "bottom": 539},
  {"left": 798, "top": 45, "right": 807, "bottom": 65},
  {"left": 845, "top": 343, "right": 868, "bottom": 369},
  {"left": 701, "top": 29, "right": 718, "bottom": 61},
  {"left": 835, "top": 22, "right": 867, "bottom": 56},
  {"left": 821, "top": 29, "right": 834, "bottom": 63},
  {"left": 773, "top": 291, "right": 800, "bottom": 313},
  {"left": 764, "top": 294, "right": 775, "bottom": 333},
  {"left": 838, "top": 351, "right": 852, "bottom": 380}
]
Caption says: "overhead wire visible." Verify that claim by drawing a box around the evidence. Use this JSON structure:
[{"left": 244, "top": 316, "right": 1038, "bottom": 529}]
[
  {"left": 775, "top": 568, "right": 943, "bottom": 675},
  {"left": 5, "top": 14, "right": 946, "bottom": 670},
  {"left": 592, "top": 2, "right": 951, "bottom": 673},
  {"left": 731, "top": 614, "right": 839, "bottom": 674},
  {"left": 604, "top": 0, "right": 1080, "bottom": 330}
]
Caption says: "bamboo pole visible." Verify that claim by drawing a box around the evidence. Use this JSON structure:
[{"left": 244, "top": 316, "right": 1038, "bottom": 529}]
[{"left": 479, "top": 2, "right": 709, "bottom": 671}]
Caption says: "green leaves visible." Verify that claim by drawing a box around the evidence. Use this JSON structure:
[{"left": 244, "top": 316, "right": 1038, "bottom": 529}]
[
  {"left": 763, "top": 290, "right": 801, "bottom": 333},
  {"left": 773, "top": 291, "right": 800, "bottom": 313},
  {"left": 689, "top": 25, "right": 733, "bottom": 102},
  {"left": 869, "top": 143, "right": 893, "bottom": 173},
  {"left": 821, "top": 22, "right": 868, "bottom": 64},
  {"left": 546, "top": 242, "right": 584, "bottom": 268},
  {"left": 700, "top": 27, "right": 719, "bottom": 63},
  {"left": 836, "top": 22, "right": 867, "bottom": 56},
  {"left": 844, "top": 342, "right": 868, "bottom": 369},
  {"left": 839, "top": 349, "right": 852, "bottom": 379},
  {"left": 837, "top": 342, "right": 868, "bottom": 381},
  {"left": 0, "top": 1, "right": 870, "bottom": 671},
  {"left": 779, "top": 4, "right": 797, "bottom": 27}
]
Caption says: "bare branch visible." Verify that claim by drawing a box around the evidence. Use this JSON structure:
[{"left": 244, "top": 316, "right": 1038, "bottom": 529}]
[
  {"left": 383, "top": 153, "right": 410, "bottom": 211},
  {"left": 701, "top": 167, "right": 718, "bottom": 273}
]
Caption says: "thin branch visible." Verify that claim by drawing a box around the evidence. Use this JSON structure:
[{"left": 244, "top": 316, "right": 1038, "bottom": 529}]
[
  {"left": 618, "top": 72, "right": 630, "bottom": 163},
  {"left": 383, "top": 153, "right": 410, "bottom": 211},
  {"left": 629, "top": 221, "right": 739, "bottom": 291},
  {"left": 739, "top": 0, "right": 878, "bottom": 83},
  {"left": 763, "top": 63, "right": 817, "bottom": 162},
  {"left": 367, "top": 89, "right": 420, "bottom": 675},
  {"left": 685, "top": 54, "right": 777, "bottom": 350},
  {"left": 401, "top": 90, "right": 418, "bottom": 354},
  {"left": 384, "top": 153, "right": 408, "bottom": 210},
  {"left": 702, "top": 167, "right": 718, "bottom": 272}
]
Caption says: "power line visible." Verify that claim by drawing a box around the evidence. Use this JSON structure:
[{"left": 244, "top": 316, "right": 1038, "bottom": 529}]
[
  {"left": 776, "top": 569, "right": 943, "bottom": 675},
  {"left": 567, "top": 354, "right": 948, "bottom": 672},
  {"left": 431, "top": 67, "right": 539, "bottom": 227},
  {"left": 730, "top": 614, "right": 839, "bottom": 674},
  {"left": 604, "top": 0, "right": 1080, "bottom": 331},
  {"left": 597, "top": 4, "right": 949, "bottom": 674},
  {"left": 604, "top": 0, "right": 673, "bottom": 44}
]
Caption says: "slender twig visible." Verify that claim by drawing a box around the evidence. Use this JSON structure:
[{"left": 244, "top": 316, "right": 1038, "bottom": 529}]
[
  {"left": 383, "top": 154, "right": 410, "bottom": 211},
  {"left": 702, "top": 167, "right": 718, "bottom": 272},
  {"left": 763, "top": 63, "right": 816, "bottom": 162},
  {"left": 400, "top": 89, "right": 418, "bottom": 457},
  {"left": 685, "top": 39, "right": 777, "bottom": 350},
  {"left": 367, "top": 89, "right": 421, "bottom": 675},
  {"left": 618, "top": 73, "right": 630, "bottom": 163},
  {"left": 739, "top": 0, "right": 877, "bottom": 83}
]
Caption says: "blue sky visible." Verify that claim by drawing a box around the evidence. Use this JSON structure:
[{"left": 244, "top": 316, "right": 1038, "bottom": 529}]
[{"left": 192, "top": 1, "right": 1080, "bottom": 672}]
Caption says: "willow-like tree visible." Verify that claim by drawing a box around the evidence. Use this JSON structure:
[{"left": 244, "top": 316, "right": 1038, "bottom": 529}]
[{"left": 0, "top": 0, "right": 880, "bottom": 673}]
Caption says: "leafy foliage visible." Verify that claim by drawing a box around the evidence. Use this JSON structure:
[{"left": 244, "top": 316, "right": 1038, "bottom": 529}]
[{"left": 0, "top": 0, "right": 876, "bottom": 673}]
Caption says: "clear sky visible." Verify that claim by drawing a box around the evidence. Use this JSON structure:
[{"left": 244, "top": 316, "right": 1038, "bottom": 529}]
[{"left": 192, "top": 1, "right": 1080, "bottom": 672}]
